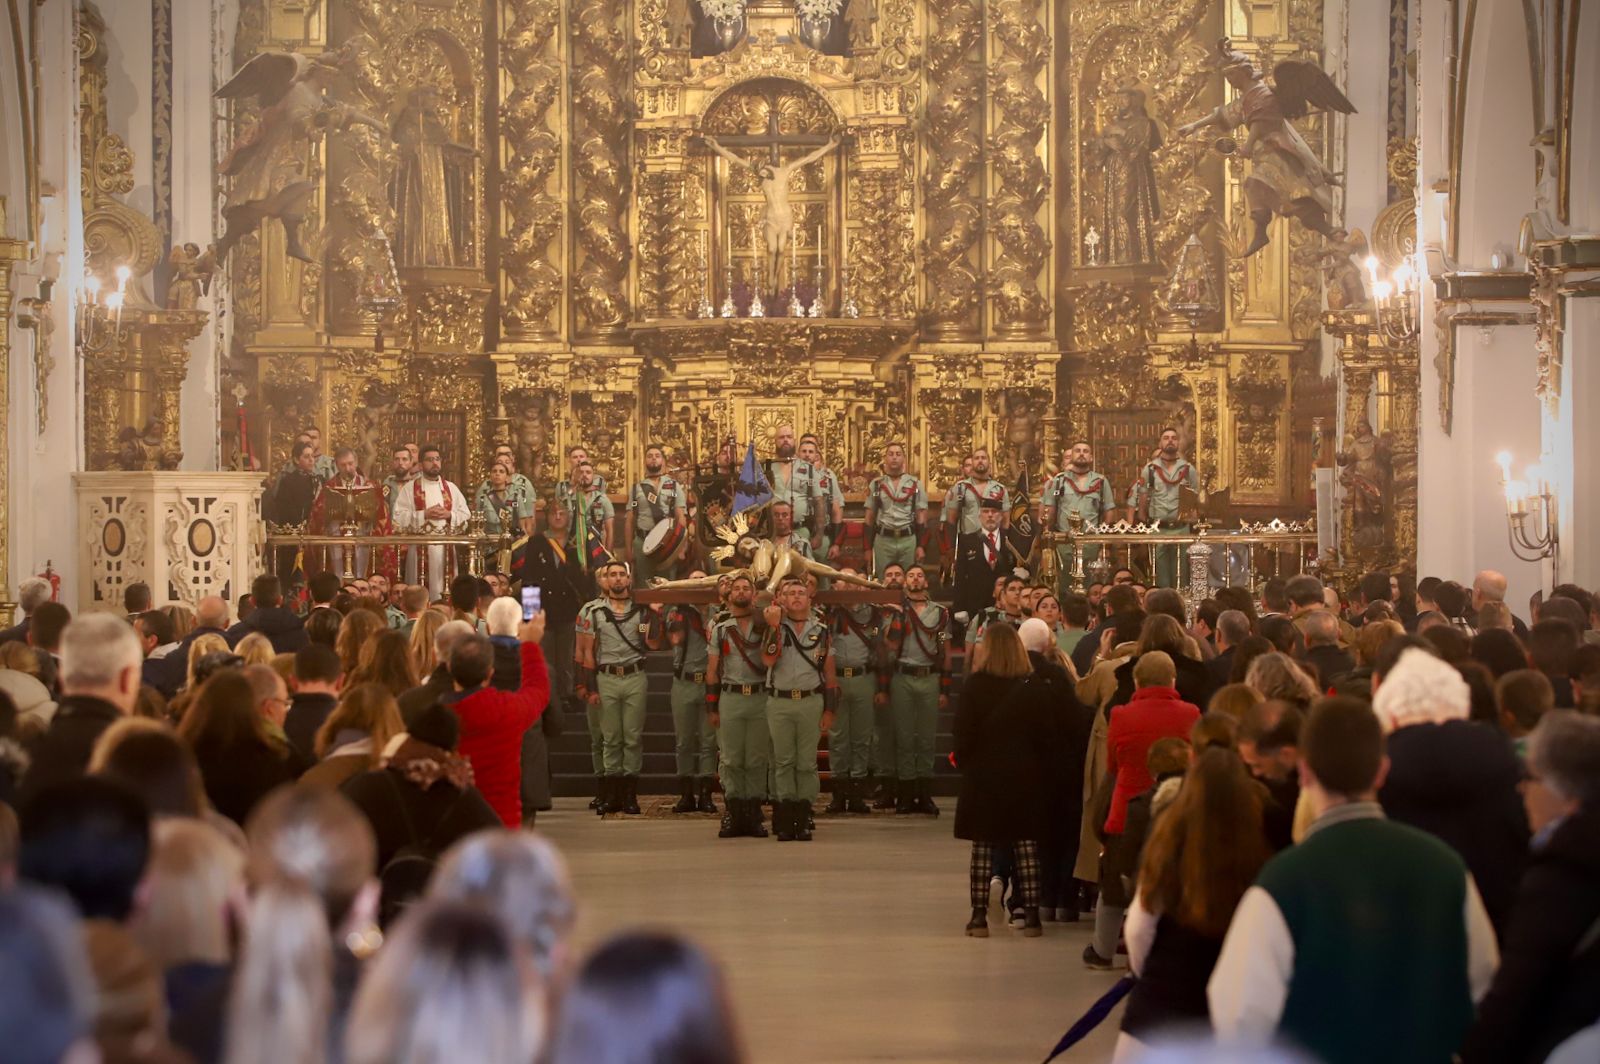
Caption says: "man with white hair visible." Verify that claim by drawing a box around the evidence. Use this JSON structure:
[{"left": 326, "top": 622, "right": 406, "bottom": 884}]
[
  {"left": 1472, "top": 569, "right": 1529, "bottom": 638},
  {"left": 0, "top": 576, "right": 53, "bottom": 645},
  {"left": 1375, "top": 645, "right": 1530, "bottom": 934},
  {"left": 398, "top": 619, "right": 478, "bottom": 725},
  {"left": 16, "top": 614, "right": 143, "bottom": 804}
]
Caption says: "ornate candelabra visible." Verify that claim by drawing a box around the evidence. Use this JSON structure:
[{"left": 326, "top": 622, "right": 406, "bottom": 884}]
[
  {"left": 808, "top": 264, "right": 825, "bottom": 317},
  {"left": 1365, "top": 253, "right": 1421, "bottom": 346},
  {"left": 719, "top": 263, "right": 737, "bottom": 318},
  {"left": 1496, "top": 451, "right": 1559, "bottom": 570}
]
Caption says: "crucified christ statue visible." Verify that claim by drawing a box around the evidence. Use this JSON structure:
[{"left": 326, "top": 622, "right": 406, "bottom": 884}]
[{"left": 703, "top": 134, "right": 839, "bottom": 288}]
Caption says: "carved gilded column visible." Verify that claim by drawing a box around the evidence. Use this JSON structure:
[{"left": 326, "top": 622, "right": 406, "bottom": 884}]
[
  {"left": 1386, "top": 339, "right": 1421, "bottom": 572},
  {"left": 920, "top": 0, "right": 984, "bottom": 340},
  {"left": 83, "top": 310, "right": 207, "bottom": 471},
  {"left": 569, "top": 0, "right": 632, "bottom": 340},
  {"left": 986, "top": 0, "right": 1052, "bottom": 338},
  {"left": 637, "top": 133, "right": 693, "bottom": 320},
  {"left": 499, "top": 0, "right": 566, "bottom": 341}
]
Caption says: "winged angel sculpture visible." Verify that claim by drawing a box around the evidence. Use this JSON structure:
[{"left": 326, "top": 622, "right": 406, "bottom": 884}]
[
  {"left": 650, "top": 512, "right": 882, "bottom": 593},
  {"left": 214, "top": 49, "right": 382, "bottom": 263},
  {"left": 1175, "top": 38, "right": 1356, "bottom": 258}
]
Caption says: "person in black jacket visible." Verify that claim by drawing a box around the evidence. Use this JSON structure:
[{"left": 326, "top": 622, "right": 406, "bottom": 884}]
[
  {"left": 1462, "top": 710, "right": 1600, "bottom": 1064},
  {"left": 1018, "top": 619, "right": 1094, "bottom": 922},
  {"left": 225, "top": 575, "right": 308, "bottom": 654},
  {"left": 341, "top": 702, "right": 501, "bottom": 924},
  {"left": 955, "top": 624, "right": 1060, "bottom": 938},
  {"left": 1374, "top": 645, "right": 1530, "bottom": 937},
  {"left": 16, "top": 614, "right": 143, "bottom": 808},
  {"left": 518, "top": 500, "right": 590, "bottom": 714},
  {"left": 952, "top": 499, "right": 1019, "bottom": 625},
  {"left": 284, "top": 643, "right": 343, "bottom": 765},
  {"left": 175, "top": 670, "right": 297, "bottom": 825}
]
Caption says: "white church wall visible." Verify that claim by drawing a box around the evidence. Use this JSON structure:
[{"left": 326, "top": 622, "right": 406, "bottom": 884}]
[{"left": 1455, "top": 0, "right": 1537, "bottom": 270}]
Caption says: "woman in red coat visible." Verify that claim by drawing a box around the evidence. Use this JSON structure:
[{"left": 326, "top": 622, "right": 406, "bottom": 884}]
[{"left": 439, "top": 614, "right": 549, "bottom": 827}]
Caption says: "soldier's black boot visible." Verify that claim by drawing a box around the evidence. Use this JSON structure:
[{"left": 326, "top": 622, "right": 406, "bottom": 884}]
[
  {"left": 718, "top": 799, "right": 740, "bottom": 838},
  {"left": 696, "top": 777, "right": 718, "bottom": 813},
  {"left": 846, "top": 778, "right": 872, "bottom": 815},
  {"left": 672, "top": 776, "right": 697, "bottom": 813},
  {"left": 915, "top": 778, "right": 941, "bottom": 817},
  {"left": 792, "top": 800, "right": 814, "bottom": 842},
  {"left": 744, "top": 799, "right": 769, "bottom": 839},
  {"left": 620, "top": 775, "right": 642, "bottom": 815},
  {"left": 825, "top": 779, "right": 848, "bottom": 814},
  {"left": 588, "top": 775, "right": 604, "bottom": 810},
  {"left": 593, "top": 776, "right": 612, "bottom": 816},
  {"left": 895, "top": 779, "right": 915, "bottom": 814},
  {"left": 774, "top": 800, "right": 796, "bottom": 842},
  {"left": 874, "top": 777, "right": 898, "bottom": 809}
]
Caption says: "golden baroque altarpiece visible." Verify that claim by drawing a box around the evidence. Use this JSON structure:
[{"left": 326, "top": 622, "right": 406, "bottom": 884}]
[{"left": 220, "top": 0, "right": 1338, "bottom": 521}]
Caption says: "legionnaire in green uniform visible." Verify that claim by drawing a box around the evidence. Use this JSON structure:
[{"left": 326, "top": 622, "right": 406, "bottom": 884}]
[
  {"left": 484, "top": 444, "right": 537, "bottom": 536},
  {"left": 865, "top": 442, "right": 928, "bottom": 580},
  {"left": 625, "top": 444, "right": 689, "bottom": 587},
  {"left": 964, "top": 574, "right": 1025, "bottom": 670},
  {"left": 474, "top": 462, "right": 534, "bottom": 539},
  {"left": 1041, "top": 440, "right": 1117, "bottom": 597},
  {"left": 770, "top": 501, "right": 813, "bottom": 560},
  {"left": 869, "top": 562, "right": 907, "bottom": 805},
  {"left": 825, "top": 571, "right": 879, "bottom": 815},
  {"left": 554, "top": 444, "right": 608, "bottom": 530},
  {"left": 941, "top": 447, "right": 1011, "bottom": 536},
  {"left": 879, "top": 564, "right": 952, "bottom": 816},
  {"left": 574, "top": 560, "right": 663, "bottom": 816},
  {"left": 764, "top": 423, "right": 822, "bottom": 552},
  {"left": 798, "top": 435, "right": 845, "bottom": 562},
  {"left": 666, "top": 571, "right": 718, "bottom": 814},
  {"left": 760, "top": 578, "right": 838, "bottom": 842},
  {"left": 706, "top": 573, "right": 773, "bottom": 838},
  {"left": 1129, "top": 426, "right": 1200, "bottom": 587},
  {"left": 568, "top": 460, "right": 615, "bottom": 568}
]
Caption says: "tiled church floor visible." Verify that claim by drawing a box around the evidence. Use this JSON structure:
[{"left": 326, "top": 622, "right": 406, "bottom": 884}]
[{"left": 539, "top": 799, "right": 1124, "bottom": 1063}]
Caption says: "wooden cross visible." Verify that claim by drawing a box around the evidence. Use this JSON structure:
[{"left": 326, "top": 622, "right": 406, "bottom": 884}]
[{"left": 709, "top": 108, "right": 832, "bottom": 166}]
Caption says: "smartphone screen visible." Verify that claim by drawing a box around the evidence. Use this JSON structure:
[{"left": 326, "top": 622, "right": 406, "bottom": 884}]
[{"left": 521, "top": 585, "right": 541, "bottom": 620}]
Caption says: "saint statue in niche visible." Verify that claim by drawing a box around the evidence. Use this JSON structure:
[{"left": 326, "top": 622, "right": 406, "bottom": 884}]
[
  {"left": 1091, "top": 84, "right": 1162, "bottom": 264},
  {"left": 389, "top": 85, "right": 475, "bottom": 268}
]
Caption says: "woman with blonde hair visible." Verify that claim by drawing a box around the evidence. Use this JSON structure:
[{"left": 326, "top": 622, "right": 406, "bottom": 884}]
[
  {"left": 164, "top": 604, "right": 197, "bottom": 644},
  {"left": 1243, "top": 651, "right": 1321, "bottom": 709},
  {"left": 220, "top": 787, "right": 379, "bottom": 1064},
  {"left": 234, "top": 632, "right": 275, "bottom": 668},
  {"left": 409, "top": 608, "right": 449, "bottom": 678},
  {"left": 300, "top": 683, "right": 404, "bottom": 791},
  {"left": 954, "top": 623, "right": 1060, "bottom": 938},
  {"left": 1207, "top": 682, "right": 1263, "bottom": 720},
  {"left": 335, "top": 609, "right": 387, "bottom": 678},
  {"left": 430, "top": 829, "right": 577, "bottom": 982},
  {"left": 132, "top": 818, "right": 246, "bottom": 1030},
  {"left": 346, "top": 629, "right": 418, "bottom": 698},
  {"left": 184, "top": 633, "right": 232, "bottom": 692},
  {"left": 345, "top": 899, "right": 546, "bottom": 1064}
]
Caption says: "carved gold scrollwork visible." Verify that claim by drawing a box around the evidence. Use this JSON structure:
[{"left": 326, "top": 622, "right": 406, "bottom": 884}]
[
  {"left": 571, "top": 0, "right": 633, "bottom": 338},
  {"left": 500, "top": 0, "right": 564, "bottom": 340},
  {"left": 986, "top": 0, "right": 1051, "bottom": 338},
  {"left": 920, "top": 0, "right": 982, "bottom": 339}
]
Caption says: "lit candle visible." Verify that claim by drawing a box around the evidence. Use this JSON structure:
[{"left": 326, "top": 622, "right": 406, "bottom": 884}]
[
  {"left": 816, "top": 224, "right": 822, "bottom": 269},
  {"left": 84, "top": 273, "right": 101, "bottom": 306},
  {"left": 1364, "top": 255, "right": 1380, "bottom": 290},
  {"left": 1526, "top": 464, "right": 1545, "bottom": 497},
  {"left": 1494, "top": 450, "right": 1513, "bottom": 484}
]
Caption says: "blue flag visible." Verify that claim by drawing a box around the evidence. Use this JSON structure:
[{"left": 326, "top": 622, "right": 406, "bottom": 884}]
[{"left": 731, "top": 441, "right": 773, "bottom": 518}]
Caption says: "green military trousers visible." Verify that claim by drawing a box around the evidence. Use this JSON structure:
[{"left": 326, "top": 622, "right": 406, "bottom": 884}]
[
  {"left": 598, "top": 670, "right": 648, "bottom": 776},
  {"left": 891, "top": 671, "right": 940, "bottom": 781},
  {"left": 631, "top": 533, "right": 680, "bottom": 588},
  {"left": 767, "top": 692, "right": 824, "bottom": 802},
  {"left": 671, "top": 676, "right": 718, "bottom": 777},
  {"left": 873, "top": 534, "right": 917, "bottom": 579},
  {"left": 586, "top": 701, "right": 604, "bottom": 774},
  {"left": 828, "top": 672, "right": 876, "bottom": 779},
  {"left": 716, "top": 690, "right": 770, "bottom": 800}
]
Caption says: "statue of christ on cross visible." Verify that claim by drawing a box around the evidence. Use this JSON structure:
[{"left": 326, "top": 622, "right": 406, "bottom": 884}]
[{"left": 703, "top": 132, "right": 839, "bottom": 290}]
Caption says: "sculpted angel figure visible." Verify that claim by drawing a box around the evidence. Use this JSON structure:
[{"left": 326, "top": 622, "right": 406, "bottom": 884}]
[
  {"left": 702, "top": 134, "right": 839, "bottom": 288},
  {"left": 650, "top": 512, "right": 882, "bottom": 593},
  {"left": 1173, "top": 38, "right": 1356, "bottom": 257},
  {"left": 214, "top": 48, "right": 383, "bottom": 262}
]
